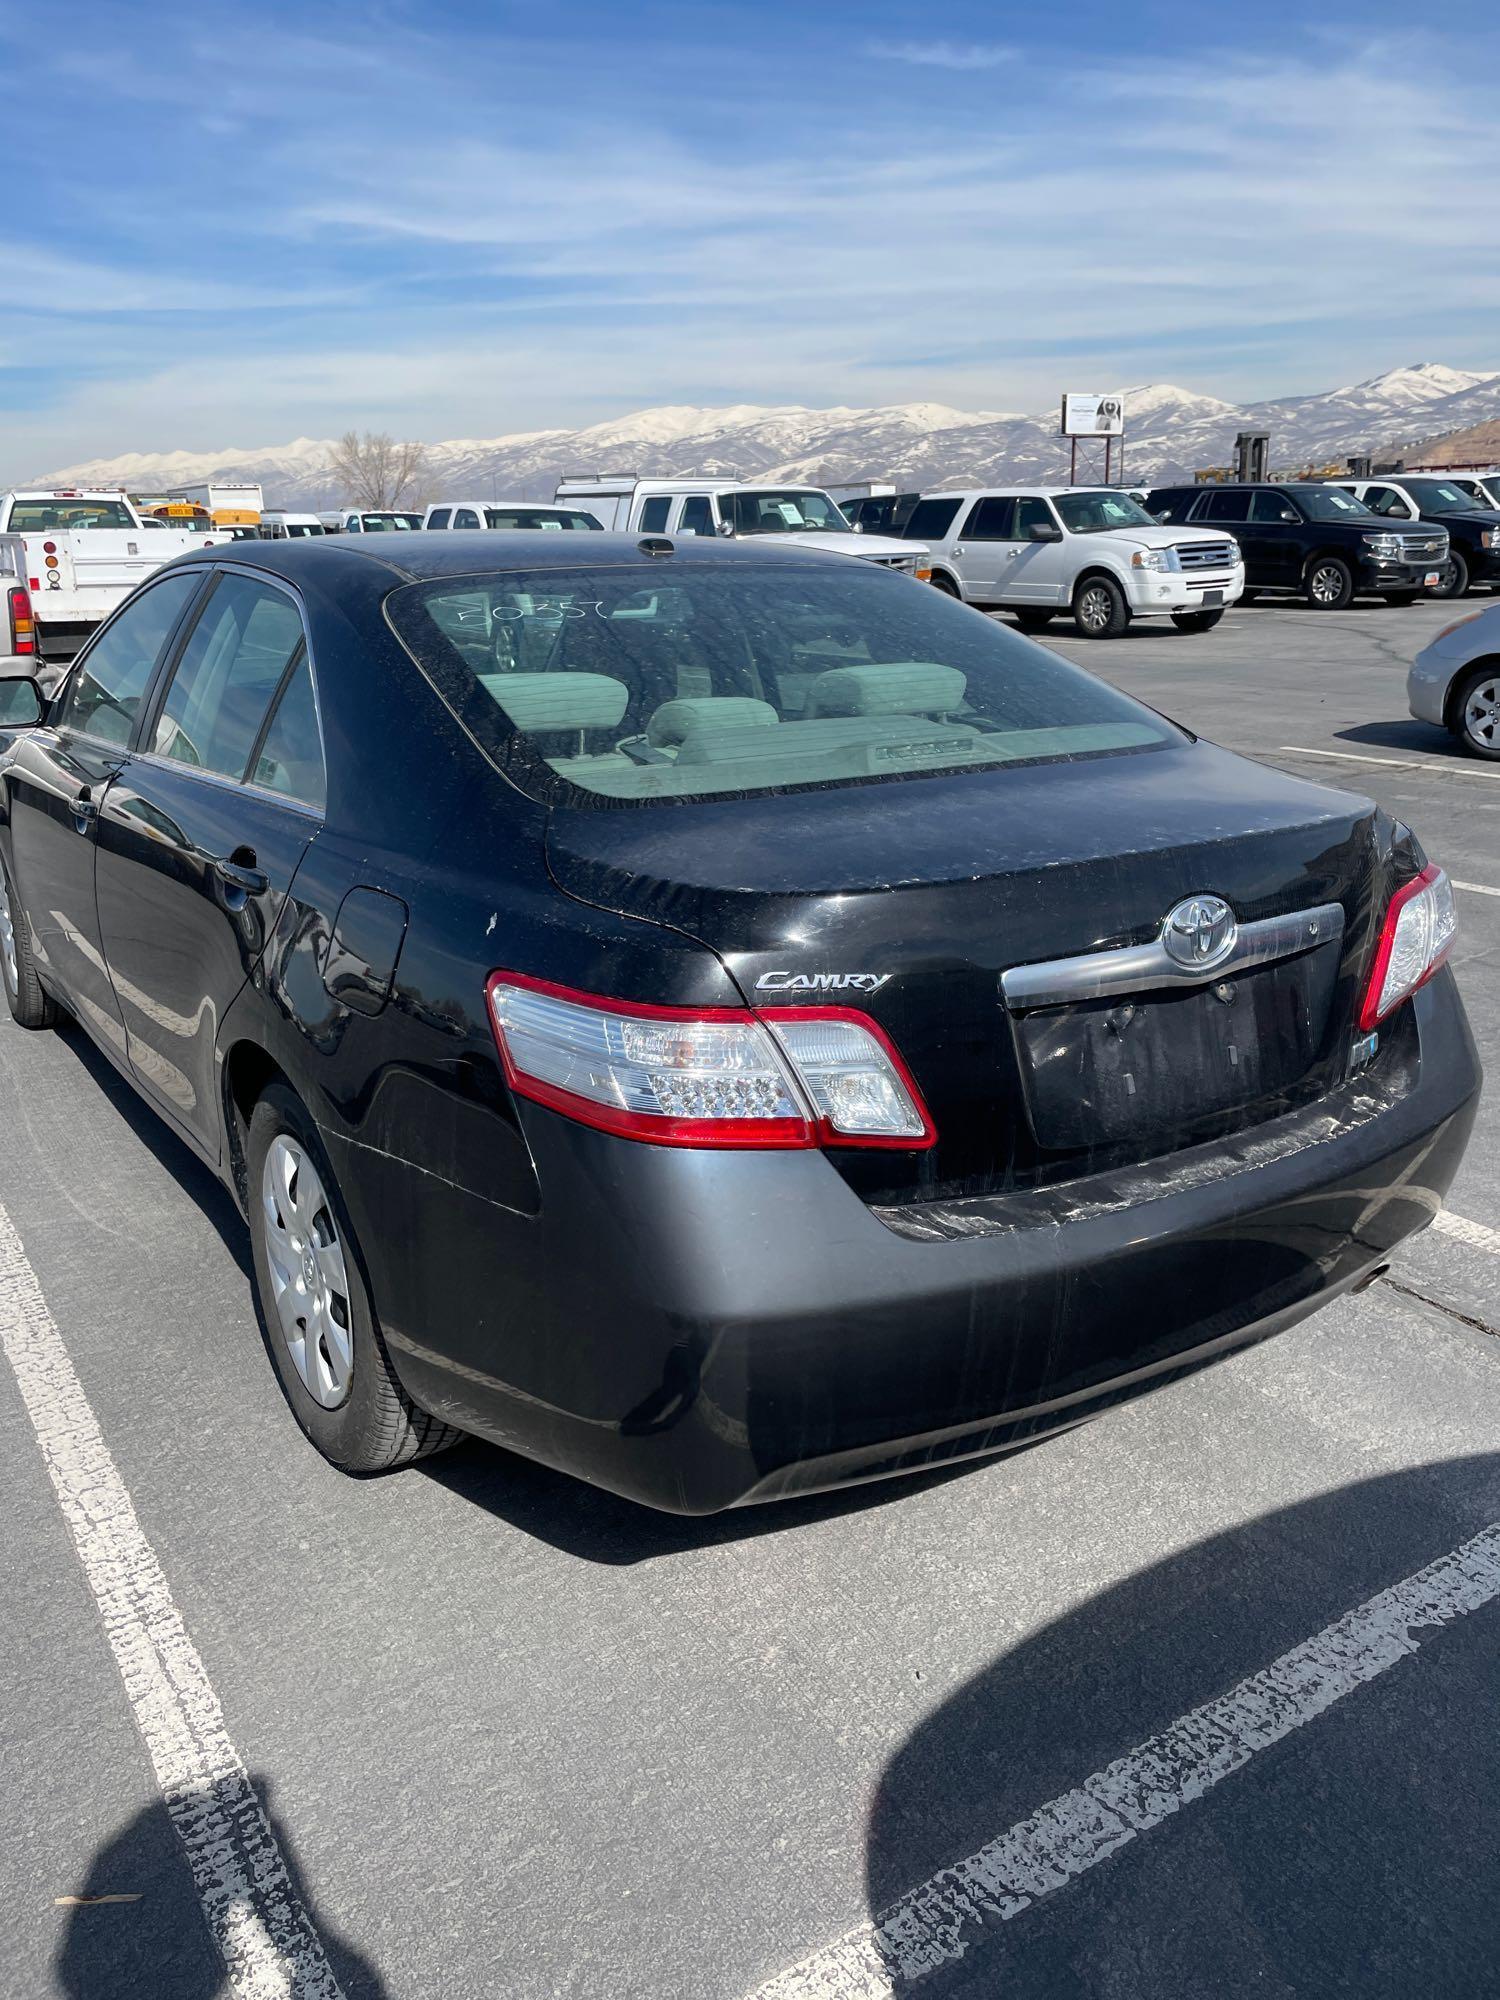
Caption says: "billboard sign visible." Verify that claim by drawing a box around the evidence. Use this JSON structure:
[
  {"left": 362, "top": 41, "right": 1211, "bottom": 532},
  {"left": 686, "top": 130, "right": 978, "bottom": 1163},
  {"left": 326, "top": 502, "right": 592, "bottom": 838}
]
[{"left": 1061, "top": 393, "right": 1125, "bottom": 438}]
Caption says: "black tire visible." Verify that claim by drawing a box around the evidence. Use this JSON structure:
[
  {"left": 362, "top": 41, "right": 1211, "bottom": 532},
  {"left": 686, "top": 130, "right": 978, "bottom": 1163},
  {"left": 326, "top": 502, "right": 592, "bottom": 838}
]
[
  {"left": 1431, "top": 551, "right": 1470, "bottom": 600},
  {"left": 1170, "top": 609, "right": 1224, "bottom": 633},
  {"left": 246, "top": 1082, "right": 461, "bottom": 1473},
  {"left": 929, "top": 572, "right": 960, "bottom": 598},
  {"left": 1451, "top": 663, "right": 1500, "bottom": 761},
  {"left": 0, "top": 854, "right": 58, "bottom": 1031},
  {"left": 1383, "top": 591, "right": 1420, "bottom": 607},
  {"left": 1073, "top": 574, "right": 1129, "bottom": 639},
  {"left": 1012, "top": 610, "right": 1054, "bottom": 632},
  {"left": 1304, "top": 556, "right": 1354, "bottom": 610}
]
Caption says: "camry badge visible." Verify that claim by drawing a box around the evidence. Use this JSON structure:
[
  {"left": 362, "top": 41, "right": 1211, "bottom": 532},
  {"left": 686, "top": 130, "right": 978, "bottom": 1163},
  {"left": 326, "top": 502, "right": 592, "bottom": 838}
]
[
  {"left": 1161, "top": 894, "right": 1237, "bottom": 971},
  {"left": 755, "top": 971, "right": 892, "bottom": 995}
]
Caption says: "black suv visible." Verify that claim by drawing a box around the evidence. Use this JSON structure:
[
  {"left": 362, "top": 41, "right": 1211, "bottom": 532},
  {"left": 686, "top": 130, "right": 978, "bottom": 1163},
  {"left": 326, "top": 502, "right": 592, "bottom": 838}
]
[
  {"left": 1331, "top": 478, "right": 1500, "bottom": 599},
  {"left": 1144, "top": 482, "right": 1449, "bottom": 609}
]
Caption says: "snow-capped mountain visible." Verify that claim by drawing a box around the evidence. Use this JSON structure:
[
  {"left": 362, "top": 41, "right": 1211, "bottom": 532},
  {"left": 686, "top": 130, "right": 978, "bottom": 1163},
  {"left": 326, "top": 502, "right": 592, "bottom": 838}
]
[{"left": 40, "top": 363, "right": 1500, "bottom": 506}]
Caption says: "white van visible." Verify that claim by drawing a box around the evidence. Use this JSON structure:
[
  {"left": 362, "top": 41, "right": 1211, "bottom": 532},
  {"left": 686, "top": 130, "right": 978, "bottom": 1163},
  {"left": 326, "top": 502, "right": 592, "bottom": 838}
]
[
  {"left": 423, "top": 500, "right": 602, "bottom": 532},
  {"left": 319, "top": 510, "right": 425, "bottom": 535},
  {"left": 261, "top": 512, "right": 326, "bottom": 539},
  {"left": 552, "top": 477, "right": 930, "bottom": 574}
]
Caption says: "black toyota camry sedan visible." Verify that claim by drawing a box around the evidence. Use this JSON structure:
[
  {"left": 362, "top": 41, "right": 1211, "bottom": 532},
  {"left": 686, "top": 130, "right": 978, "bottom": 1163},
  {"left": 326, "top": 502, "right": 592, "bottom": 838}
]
[{"left": 0, "top": 535, "right": 1480, "bottom": 1512}]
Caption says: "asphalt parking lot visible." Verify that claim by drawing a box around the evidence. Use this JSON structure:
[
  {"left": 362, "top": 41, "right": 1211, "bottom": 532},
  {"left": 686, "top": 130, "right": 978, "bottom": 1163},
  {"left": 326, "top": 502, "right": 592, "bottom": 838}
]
[{"left": 2, "top": 593, "right": 1498, "bottom": 2000}]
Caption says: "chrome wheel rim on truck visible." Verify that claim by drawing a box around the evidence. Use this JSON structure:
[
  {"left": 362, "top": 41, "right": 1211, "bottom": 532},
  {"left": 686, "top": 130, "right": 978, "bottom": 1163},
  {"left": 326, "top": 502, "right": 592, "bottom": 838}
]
[{"left": 1078, "top": 584, "right": 1115, "bottom": 633}]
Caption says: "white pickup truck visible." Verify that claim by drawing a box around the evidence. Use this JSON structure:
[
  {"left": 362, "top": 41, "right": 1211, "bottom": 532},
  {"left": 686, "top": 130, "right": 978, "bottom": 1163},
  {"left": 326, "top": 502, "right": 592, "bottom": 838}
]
[
  {"left": 0, "top": 491, "right": 206, "bottom": 664},
  {"left": 552, "top": 477, "right": 932, "bottom": 576}
]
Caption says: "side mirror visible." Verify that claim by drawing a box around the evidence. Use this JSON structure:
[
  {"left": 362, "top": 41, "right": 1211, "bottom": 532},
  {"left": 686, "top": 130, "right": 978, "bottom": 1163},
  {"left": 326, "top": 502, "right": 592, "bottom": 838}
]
[
  {"left": 0, "top": 676, "right": 46, "bottom": 728},
  {"left": 716, "top": 519, "right": 735, "bottom": 538},
  {"left": 1028, "top": 521, "right": 1063, "bottom": 543}
]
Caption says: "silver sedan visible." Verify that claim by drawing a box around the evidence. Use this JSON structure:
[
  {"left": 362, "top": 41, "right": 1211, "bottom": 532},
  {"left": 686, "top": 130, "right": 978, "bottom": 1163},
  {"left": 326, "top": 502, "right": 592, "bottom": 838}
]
[{"left": 1409, "top": 602, "right": 1500, "bottom": 760}]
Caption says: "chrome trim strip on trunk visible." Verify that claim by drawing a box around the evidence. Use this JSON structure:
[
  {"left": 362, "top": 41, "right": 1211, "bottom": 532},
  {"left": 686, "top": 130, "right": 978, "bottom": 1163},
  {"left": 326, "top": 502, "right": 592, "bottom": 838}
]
[{"left": 1000, "top": 901, "right": 1346, "bottom": 1012}]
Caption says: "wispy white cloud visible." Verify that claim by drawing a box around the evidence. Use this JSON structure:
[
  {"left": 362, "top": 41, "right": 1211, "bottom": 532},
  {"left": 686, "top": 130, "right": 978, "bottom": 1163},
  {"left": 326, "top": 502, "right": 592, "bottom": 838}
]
[{"left": 865, "top": 38, "right": 1014, "bottom": 70}]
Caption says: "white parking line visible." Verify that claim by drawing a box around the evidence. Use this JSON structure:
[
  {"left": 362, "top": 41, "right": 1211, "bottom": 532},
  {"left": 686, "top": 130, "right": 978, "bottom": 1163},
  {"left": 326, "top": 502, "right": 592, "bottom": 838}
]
[
  {"left": 747, "top": 1524, "right": 1500, "bottom": 1999},
  {"left": 1453, "top": 880, "right": 1500, "bottom": 899},
  {"left": 1275, "top": 744, "right": 1492, "bottom": 781},
  {"left": 1433, "top": 1209, "right": 1500, "bottom": 1258},
  {"left": 0, "top": 1204, "right": 344, "bottom": 2000}
]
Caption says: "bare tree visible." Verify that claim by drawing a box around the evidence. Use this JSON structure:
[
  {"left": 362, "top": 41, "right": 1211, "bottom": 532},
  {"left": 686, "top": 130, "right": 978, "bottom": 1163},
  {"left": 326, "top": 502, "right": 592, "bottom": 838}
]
[{"left": 324, "top": 430, "right": 431, "bottom": 509}]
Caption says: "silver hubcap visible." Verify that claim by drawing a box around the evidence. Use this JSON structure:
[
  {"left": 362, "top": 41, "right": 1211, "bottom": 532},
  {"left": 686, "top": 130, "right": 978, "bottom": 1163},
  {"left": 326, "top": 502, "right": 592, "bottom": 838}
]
[
  {"left": 0, "top": 867, "right": 16, "bottom": 996},
  {"left": 261, "top": 1136, "right": 353, "bottom": 1408},
  {"left": 1311, "top": 566, "right": 1343, "bottom": 604},
  {"left": 1440, "top": 561, "right": 1463, "bottom": 594},
  {"left": 1464, "top": 677, "right": 1500, "bottom": 752},
  {"left": 1080, "top": 586, "right": 1113, "bottom": 632}
]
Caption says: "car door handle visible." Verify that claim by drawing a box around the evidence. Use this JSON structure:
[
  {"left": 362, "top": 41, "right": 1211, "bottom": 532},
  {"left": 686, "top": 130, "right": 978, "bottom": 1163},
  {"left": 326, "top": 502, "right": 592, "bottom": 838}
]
[
  {"left": 211, "top": 852, "right": 269, "bottom": 896},
  {"left": 71, "top": 788, "right": 98, "bottom": 830}
]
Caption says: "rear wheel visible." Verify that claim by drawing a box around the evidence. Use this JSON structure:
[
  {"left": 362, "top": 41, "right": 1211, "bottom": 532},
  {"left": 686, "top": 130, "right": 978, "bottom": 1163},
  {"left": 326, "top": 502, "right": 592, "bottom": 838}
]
[
  {"left": 1432, "top": 551, "right": 1470, "bottom": 600},
  {"left": 1073, "top": 575, "right": 1129, "bottom": 639},
  {"left": 0, "top": 856, "right": 58, "bottom": 1030},
  {"left": 1453, "top": 664, "right": 1500, "bottom": 761},
  {"left": 1012, "top": 610, "right": 1054, "bottom": 632},
  {"left": 929, "top": 572, "right": 960, "bottom": 599},
  {"left": 1305, "top": 557, "right": 1354, "bottom": 609},
  {"left": 1170, "top": 609, "right": 1224, "bottom": 633},
  {"left": 247, "top": 1083, "right": 461, "bottom": 1473},
  {"left": 1383, "top": 591, "right": 1420, "bottom": 607}
]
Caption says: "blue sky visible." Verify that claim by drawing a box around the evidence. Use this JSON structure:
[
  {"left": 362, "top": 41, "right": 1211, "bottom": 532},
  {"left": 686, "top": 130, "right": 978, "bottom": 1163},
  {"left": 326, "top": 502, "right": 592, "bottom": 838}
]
[{"left": 4, "top": 0, "right": 1497, "bottom": 473}]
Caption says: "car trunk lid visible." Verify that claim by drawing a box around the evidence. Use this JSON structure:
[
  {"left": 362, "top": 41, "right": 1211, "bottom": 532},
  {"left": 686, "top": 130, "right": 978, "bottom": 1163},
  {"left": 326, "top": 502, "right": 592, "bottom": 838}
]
[{"left": 544, "top": 738, "right": 1385, "bottom": 1204}]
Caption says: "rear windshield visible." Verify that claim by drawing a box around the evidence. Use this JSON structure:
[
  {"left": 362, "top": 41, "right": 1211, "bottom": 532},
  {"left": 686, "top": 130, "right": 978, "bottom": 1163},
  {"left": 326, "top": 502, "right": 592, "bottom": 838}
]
[
  {"left": 10, "top": 499, "right": 136, "bottom": 532},
  {"left": 484, "top": 508, "right": 601, "bottom": 531},
  {"left": 385, "top": 560, "right": 1172, "bottom": 806}
]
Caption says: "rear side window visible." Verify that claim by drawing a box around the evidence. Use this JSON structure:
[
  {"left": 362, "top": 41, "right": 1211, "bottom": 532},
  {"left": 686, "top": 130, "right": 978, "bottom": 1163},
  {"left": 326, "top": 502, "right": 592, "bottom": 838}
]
[
  {"left": 1200, "top": 491, "right": 1250, "bottom": 523},
  {"left": 251, "top": 654, "right": 326, "bottom": 811},
  {"left": 904, "top": 498, "right": 962, "bottom": 541},
  {"left": 638, "top": 497, "right": 672, "bottom": 533},
  {"left": 57, "top": 571, "right": 202, "bottom": 747},
  {"left": 150, "top": 575, "right": 306, "bottom": 779},
  {"left": 963, "top": 497, "right": 1015, "bottom": 540},
  {"left": 386, "top": 561, "right": 1173, "bottom": 808}
]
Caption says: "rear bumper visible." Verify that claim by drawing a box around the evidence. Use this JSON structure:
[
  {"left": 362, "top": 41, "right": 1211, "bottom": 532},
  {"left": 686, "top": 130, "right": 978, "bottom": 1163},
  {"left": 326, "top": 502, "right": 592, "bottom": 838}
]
[{"left": 366, "top": 973, "right": 1480, "bottom": 1514}]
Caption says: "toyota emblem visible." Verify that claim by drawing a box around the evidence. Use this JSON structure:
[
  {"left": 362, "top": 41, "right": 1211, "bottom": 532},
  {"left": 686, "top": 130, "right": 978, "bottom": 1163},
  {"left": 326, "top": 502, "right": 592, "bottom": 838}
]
[{"left": 1162, "top": 894, "right": 1237, "bottom": 970}]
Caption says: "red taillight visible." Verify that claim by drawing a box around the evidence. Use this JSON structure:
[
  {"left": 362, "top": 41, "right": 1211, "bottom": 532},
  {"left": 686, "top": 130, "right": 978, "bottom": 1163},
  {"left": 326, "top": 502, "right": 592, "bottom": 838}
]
[
  {"left": 6, "top": 586, "right": 34, "bottom": 655},
  {"left": 1358, "top": 865, "right": 1457, "bottom": 1031},
  {"left": 42, "top": 541, "right": 57, "bottom": 555},
  {"left": 486, "top": 972, "right": 936, "bottom": 1151}
]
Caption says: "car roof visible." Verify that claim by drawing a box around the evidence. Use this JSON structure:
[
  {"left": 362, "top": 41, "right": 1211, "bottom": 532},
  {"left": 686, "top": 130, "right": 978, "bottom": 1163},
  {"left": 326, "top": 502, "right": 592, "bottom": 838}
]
[
  {"left": 919, "top": 486, "right": 1127, "bottom": 501},
  {"left": 154, "top": 530, "right": 852, "bottom": 585}
]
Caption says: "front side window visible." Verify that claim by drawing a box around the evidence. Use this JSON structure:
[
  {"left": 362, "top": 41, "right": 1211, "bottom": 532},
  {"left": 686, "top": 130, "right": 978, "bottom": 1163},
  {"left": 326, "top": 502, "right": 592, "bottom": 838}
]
[
  {"left": 427, "top": 509, "right": 452, "bottom": 530},
  {"left": 1052, "top": 492, "right": 1155, "bottom": 534},
  {"left": 454, "top": 509, "right": 482, "bottom": 530},
  {"left": 678, "top": 497, "right": 716, "bottom": 538},
  {"left": 386, "top": 561, "right": 1173, "bottom": 807},
  {"left": 1250, "top": 491, "right": 1300, "bottom": 523},
  {"left": 150, "top": 575, "right": 306, "bottom": 779},
  {"left": 56, "top": 572, "right": 203, "bottom": 747},
  {"left": 963, "top": 497, "right": 1015, "bottom": 540},
  {"left": 1363, "top": 486, "right": 1410, "bottom": 519},
  {"left": 903, "top": 498, "right": 962, "bottom": 542},
  {"left": 251, "top": 654, "right": 326, "bottom": 811},
  {"left": 1014, "top": 497, "right": 1059, "bottom": 538},
  {"left": 9, "top": 498, "right": 138, "bottom": 533}
]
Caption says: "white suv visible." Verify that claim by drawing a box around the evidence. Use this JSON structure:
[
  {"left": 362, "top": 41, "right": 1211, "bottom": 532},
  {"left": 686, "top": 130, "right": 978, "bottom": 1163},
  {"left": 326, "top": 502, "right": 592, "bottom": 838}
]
[{"left": 911, "top": 487, "right": 1245, "bottom": 638}]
